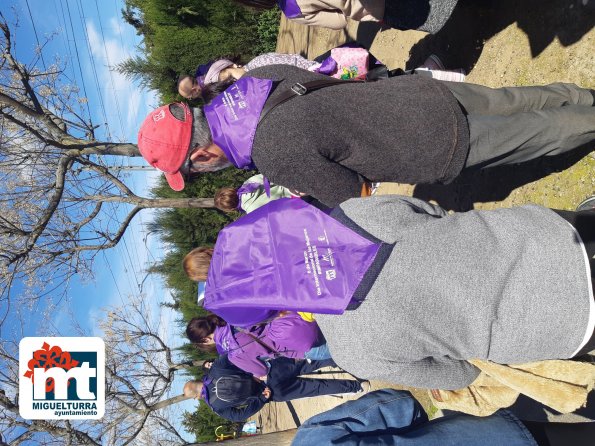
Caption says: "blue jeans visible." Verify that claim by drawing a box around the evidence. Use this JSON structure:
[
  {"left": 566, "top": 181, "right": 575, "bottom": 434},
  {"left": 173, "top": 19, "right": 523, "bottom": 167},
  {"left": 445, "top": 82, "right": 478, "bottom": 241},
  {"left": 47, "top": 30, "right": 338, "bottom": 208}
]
[
  {"left": 293, "top": 389, "right": 538, "bottom": 446},
  {"left": 304, "top": 343, "right": 332, "bottom": 360}
]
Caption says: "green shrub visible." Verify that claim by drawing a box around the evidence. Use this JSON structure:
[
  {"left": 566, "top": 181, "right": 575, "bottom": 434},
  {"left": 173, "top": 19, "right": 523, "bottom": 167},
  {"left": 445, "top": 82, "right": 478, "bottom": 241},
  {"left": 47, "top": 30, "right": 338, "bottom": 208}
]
[{"left": 252, "top": 8, "right": 281, "bottom": 55}]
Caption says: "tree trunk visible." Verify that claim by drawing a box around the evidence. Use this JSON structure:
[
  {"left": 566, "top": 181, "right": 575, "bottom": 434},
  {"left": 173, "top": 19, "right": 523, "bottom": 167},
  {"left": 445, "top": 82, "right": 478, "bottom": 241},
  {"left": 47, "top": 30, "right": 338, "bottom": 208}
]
[
  {"left": 82, "top": 196, "right": 216, "bottom": 209},
  {"left": 148, "top": 393, "right": 193, "bottom": 411},
  {"left": 138, "top": 197, "right": 215, "bottom": 209},
  {"left": 93, "top": 143, "right": 141, "bottom": 157}
]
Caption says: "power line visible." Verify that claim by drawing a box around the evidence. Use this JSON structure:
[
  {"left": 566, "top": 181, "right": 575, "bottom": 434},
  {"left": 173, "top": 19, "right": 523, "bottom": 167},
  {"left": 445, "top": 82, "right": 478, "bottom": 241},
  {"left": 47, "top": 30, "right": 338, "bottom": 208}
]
[
  {"left": 113, "top": 0, "right": 132, "bottom": 59},
  {"left": 24, "top": 0, "right": 48, "bottom": 71},
  {"left": 101, "top": 250, "right": 125, "bottom": 304},
  {"left": 54, "top": 0, "right": 79, "bottom": 82},
  {"left": 74, "top": 0, "right": 112, "bottom": 141},
  {"left": 94, "top": 0, "right": 126, "bottom": 140},
  {"left": 63, "top": 0, "right": 94, "bottom": 125}
]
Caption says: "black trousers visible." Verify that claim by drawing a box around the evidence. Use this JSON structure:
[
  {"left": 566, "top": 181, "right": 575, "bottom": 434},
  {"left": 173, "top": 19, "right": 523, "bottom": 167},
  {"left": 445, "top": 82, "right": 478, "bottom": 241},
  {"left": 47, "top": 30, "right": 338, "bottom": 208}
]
[
  {"left": 383, "top": 0, "right": 458, "bottom": 33},
  {"left": 267, "top": 357, "right": 361, "bottom": 402},
  {"left": 522, "top": 420, "right": 595, "bottom": 446},
  {"left": 440, "top": 82, "right": 595, "bottom": 168}
]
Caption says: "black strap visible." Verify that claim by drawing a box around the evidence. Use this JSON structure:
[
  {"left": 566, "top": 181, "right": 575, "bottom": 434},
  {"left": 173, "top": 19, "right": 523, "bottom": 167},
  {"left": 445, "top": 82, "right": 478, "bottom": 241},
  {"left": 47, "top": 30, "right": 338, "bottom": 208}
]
[
  {"left": 285, "top": 401, "right": 301, "bottom": 427},
  {"left": 259, "top": 78, "right": 363, "bottom": 124},
  {"left": 235, "top": 326, "right": 280, "bottom": 356}
]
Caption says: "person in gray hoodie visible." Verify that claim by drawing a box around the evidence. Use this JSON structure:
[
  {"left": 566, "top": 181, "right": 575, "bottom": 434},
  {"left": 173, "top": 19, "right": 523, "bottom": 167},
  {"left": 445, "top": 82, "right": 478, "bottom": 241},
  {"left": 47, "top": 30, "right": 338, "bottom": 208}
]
[{"left": 313, "top": 195, "right": 595, "bottom": 390}]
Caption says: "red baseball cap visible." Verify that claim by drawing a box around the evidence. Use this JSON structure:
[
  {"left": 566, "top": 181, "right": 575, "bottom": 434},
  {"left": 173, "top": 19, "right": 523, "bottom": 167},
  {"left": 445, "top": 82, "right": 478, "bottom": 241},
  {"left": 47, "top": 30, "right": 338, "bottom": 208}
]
[{"left": 138, "top": 103, "right": 192, "bottom": 191}]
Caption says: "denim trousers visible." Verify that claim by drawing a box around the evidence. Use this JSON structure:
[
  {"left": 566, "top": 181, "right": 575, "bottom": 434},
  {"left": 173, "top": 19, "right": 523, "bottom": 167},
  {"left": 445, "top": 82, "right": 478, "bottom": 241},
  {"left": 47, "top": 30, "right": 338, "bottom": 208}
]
[
  {"left": 304, "top": 342, "right": 332, "bottom": 360},
  {"left": 293, "top": 389, "right": 538, "bottom": 445}
]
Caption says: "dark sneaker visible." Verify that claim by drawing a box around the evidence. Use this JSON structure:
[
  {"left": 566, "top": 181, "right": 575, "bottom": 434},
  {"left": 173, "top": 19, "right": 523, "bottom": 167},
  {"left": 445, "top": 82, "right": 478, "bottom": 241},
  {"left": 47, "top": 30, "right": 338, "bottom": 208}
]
[
  {"left": 357, "top": 380, "right": 372, "bottom": 394},
  {"left": 576, "top": 196, "right": 595, "bottom": 212}
]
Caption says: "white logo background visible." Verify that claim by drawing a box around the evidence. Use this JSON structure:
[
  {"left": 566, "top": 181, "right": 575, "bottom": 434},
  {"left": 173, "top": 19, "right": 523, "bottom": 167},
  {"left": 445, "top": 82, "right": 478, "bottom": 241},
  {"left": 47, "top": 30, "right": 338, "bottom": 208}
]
[{"left": 19, "top": 337, "right": 105, "bottom": 420}]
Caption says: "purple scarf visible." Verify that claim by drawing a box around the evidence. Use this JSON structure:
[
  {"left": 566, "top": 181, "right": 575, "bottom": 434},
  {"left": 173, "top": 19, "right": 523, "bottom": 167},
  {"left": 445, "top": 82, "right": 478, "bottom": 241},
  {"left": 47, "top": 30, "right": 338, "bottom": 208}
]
[
  {"left": 277, "top": 0, "right": 302, "bottom": 18},
  {"left": 205, "top": 198, "right": 381, "bottom": 327},
  {"left": 204, "top": 77, "right": 272, "bottom": 170}
]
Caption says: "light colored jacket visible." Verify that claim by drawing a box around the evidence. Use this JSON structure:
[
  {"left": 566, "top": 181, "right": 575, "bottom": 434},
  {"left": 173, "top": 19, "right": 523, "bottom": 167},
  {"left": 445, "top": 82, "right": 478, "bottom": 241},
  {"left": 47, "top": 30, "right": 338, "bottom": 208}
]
[
  {"left": 292, "top": 0, "right": 385, "bottom": 29},
  {"left": 238, "top": 174, "right": 296, "bottom": 214}
]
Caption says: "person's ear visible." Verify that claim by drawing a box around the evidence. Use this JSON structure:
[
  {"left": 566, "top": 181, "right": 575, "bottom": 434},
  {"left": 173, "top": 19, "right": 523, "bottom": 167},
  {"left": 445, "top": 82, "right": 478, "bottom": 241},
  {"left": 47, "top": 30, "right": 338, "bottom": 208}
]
[{"left": 189, "top": 148, "right": 213, "bottom": 163}]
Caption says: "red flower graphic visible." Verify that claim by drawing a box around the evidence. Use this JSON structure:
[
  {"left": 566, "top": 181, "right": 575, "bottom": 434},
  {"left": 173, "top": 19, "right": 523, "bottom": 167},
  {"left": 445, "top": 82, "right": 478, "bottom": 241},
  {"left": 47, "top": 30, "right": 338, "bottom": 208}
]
[{"left": 23, "top": 342, "right": 79, "bottom": 392}]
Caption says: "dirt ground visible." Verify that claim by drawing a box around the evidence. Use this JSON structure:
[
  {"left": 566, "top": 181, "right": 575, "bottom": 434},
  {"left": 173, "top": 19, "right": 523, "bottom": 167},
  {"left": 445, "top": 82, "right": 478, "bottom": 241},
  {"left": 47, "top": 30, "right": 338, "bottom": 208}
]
[{"left": 252, "top": 1, "right": 595, "bottom": 434}]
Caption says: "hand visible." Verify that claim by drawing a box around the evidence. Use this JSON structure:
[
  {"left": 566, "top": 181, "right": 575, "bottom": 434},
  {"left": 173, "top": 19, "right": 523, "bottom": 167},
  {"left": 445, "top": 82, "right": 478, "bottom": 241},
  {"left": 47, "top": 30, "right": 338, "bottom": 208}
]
[{"left": 262, "top": 388, "right": 271, "bottom": 399}]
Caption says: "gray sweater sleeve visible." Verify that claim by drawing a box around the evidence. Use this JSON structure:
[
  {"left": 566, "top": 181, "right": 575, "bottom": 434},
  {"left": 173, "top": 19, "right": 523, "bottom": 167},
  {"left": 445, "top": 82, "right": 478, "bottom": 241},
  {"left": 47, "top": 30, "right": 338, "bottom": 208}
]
[{"left": 376, "top": 357, "right": 481, "bottom": 391}]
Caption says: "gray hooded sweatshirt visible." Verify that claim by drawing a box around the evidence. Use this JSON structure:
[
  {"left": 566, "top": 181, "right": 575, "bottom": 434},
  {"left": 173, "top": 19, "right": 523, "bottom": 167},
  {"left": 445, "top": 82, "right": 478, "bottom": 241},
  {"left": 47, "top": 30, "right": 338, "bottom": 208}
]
[{"left": 316, "top": 196, "right": 592, "bottom": 390}]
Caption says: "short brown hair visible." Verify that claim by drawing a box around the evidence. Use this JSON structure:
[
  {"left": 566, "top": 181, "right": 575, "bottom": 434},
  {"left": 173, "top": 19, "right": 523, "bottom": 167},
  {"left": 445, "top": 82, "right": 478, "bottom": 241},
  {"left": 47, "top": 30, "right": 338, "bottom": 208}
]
[
  {"left": 183, "top": 247, "right": 214, "bottom": 281},
  {"left": 214, "top": 187, "right": 240, "bottom": 212},
  {"left": 186, "top": 314, "right": 226, "bottom": 353}
]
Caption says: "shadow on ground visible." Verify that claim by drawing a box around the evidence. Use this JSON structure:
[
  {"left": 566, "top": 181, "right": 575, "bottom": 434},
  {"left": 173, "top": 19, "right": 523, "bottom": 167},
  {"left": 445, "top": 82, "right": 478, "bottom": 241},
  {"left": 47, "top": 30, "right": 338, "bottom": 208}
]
[
  {"left": 410, "top": 0, "right": 594, "bottom": 71},
  {"left": 356, "top": 0, "right": 595, "bottom": 72}
]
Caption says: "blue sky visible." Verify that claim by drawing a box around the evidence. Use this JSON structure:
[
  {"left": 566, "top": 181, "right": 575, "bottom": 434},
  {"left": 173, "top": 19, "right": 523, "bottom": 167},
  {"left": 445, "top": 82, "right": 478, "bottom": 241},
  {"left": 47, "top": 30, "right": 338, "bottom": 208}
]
[{"left": 3, "top": 0, "right": 199, "bottom": 441}]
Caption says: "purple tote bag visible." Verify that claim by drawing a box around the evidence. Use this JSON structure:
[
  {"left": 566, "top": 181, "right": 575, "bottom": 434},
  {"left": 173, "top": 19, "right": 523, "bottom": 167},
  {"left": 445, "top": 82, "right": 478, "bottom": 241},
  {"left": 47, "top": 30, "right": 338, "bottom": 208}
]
[{"left": 204, "top": 198, "right": 381, "bottom": 326}]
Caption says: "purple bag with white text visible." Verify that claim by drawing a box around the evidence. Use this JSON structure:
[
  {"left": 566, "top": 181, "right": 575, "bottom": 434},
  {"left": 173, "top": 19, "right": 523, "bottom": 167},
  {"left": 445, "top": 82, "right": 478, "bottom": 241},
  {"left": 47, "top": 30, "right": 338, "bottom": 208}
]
[
  {"left": 204, "top": 77, "right": 273, "bottom": 170},
  {"left": 204, "top": 199, "right": 381, "bottom": 326}
]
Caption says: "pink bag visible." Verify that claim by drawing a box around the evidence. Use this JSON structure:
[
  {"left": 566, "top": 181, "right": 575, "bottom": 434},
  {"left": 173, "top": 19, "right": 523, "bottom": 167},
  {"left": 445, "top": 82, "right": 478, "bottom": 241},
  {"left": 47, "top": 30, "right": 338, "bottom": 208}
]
[{"left": 330, "top": 47, "right": 369, "bottom": 80}]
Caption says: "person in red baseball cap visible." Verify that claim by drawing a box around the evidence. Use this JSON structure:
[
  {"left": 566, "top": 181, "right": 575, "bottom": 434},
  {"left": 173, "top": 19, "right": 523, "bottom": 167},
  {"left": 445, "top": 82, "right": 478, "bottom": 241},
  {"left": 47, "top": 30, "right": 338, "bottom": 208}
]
[
  {"left": 138, "top": 64, "right": 595, "bottom": 206},
  {"left": 137, "top": 102, "right": 231, "bottom": 191}
]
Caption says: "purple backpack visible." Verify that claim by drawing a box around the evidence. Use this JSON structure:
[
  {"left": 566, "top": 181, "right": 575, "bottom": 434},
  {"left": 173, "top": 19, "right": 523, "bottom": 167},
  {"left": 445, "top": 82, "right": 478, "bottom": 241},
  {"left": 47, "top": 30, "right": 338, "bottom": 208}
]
[{"left": 204, "top": 198, "right": 382, "bottom": 326}]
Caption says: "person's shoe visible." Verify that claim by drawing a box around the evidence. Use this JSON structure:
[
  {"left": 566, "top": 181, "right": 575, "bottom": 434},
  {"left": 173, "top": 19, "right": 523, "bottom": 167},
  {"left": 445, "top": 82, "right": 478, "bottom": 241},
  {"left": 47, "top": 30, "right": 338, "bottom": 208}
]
[
  {"left": 421, "top": 54, "right": 446, "bottom": 71},
  {"left": 370, "top": 182, "right": 381, "bottom": 195},
  {"left": 357, "top": 380, "right": 371, "bottom": 393},
  {"left": 576, "top": 196, "right": 595, "bottom": 212},
  {"left": 428, "top": 69, "right": 466, "bottom": 82}
]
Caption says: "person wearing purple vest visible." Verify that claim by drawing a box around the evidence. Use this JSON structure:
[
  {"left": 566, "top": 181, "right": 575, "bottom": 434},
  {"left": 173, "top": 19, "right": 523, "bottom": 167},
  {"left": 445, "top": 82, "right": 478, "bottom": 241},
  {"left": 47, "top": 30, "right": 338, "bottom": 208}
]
[
  {"left": 186, "top": 313, "right": 330, "bottom": 377},
  {"left": 138, "top": 66, "right": 595, "bottom": 207},
  {"left": 200, "top": 196, "right": 594, "bottom": 391}
]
